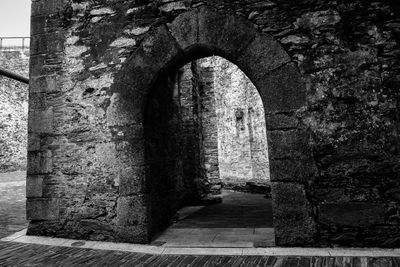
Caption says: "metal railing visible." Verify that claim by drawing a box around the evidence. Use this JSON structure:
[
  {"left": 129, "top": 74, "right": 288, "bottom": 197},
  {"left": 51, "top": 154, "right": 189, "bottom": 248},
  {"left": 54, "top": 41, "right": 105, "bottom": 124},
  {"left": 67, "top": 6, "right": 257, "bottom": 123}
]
[
  {"left": 0, "top": 37, "right": 30, "bottom": 50},
  {"left": 0, "top": 68, "right": 29, "bottom": 84}
]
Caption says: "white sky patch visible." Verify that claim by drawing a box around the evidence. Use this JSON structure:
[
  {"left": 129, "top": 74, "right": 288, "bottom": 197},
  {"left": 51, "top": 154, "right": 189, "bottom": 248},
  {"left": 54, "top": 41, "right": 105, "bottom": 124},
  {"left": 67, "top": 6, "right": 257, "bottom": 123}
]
[{"left": 0, "top": 0, "right": 31, "bottom": 37}]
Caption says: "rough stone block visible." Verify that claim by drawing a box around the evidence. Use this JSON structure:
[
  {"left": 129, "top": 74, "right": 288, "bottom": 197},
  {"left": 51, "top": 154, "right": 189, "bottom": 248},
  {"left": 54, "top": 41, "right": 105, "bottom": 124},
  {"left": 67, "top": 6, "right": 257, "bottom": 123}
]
[
  {"left": 255, "top": 63, "right": 306, "bottom": 113},
  {"left": 265, "top": 113, "right": 299, "bottom": 130},
  {"left": 167, "top": 9, "right": 198, "bottom": 51},
  {"left": 237, "top": 34, "right": 291, "bottom": 83},
  {"left": 28, "top": 109, "right": 54, "bottom": 133},
  {"left": 272, "top": 182, "right": 308, "bottom": 206},
  {"left": 27, "top": 133, "right": 41, "bottom": 152},
  {"left": 269, "top": 158, "right": 318, "bottom": 182},
  {"left": 27, "top": 150, "right": 53, "bottom": 174},
  {"left": 31, "top": 16, "right": 46, "bottom": 35},
  {"left": 26, "top": 198, "right": 59, "bottom": 220},
  {"left": 267, "top": 129, "right": 310, "bottom": 159},
  {"left": 117, "top": 195, "right": 148, "bottom": 227},
  {"left": 119, "top": 167, "right": 146, "bottom": 196},
  {"left": 31, "top": 0, "right": 66, "bottom": 17},
  {"left": 319, "top": 202, "right": 385, "bottom": 227},
  {"left": 115, "top": 139, "right": 146, "bottom": 166},
  {"left": 115, "top": 225, "right": 149, "bottom": 244},
  {"left": 29, "top": 54, "right": 46, "bottom": 77},
  {"left": 30, "top": 32, "right": 64, "bottom": 56},
  {"left": 29, "top": 92, "right": 47, "bottom": 111},
  {"left": 26, "top": 175, "right": 44, "bottom": 197},
  {"left": 271, "top": 182, "right": 316, "bottom": 245},
  {"left": 197, "top": 7, "right": 257, "bottom": 61},
  {"left": 106, "top": 92, "right": 143, "bottom": 126}
]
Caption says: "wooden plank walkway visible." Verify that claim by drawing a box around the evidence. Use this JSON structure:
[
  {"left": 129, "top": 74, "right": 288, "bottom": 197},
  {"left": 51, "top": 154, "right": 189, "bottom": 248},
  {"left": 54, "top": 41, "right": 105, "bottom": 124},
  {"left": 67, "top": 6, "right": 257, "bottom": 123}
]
[{"left": 0, "top": 241, "right": 399, "bottom": 266}]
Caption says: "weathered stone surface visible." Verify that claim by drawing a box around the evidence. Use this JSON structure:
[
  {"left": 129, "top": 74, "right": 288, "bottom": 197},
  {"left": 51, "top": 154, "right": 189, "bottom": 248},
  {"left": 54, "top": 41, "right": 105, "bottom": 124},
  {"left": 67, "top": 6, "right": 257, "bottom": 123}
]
[
  {"left": 28, "top": 109, "right": 54, "bottom": 134},
  {"left": 119, "top": 167, "right": 146, "bottom": 196},
  {"left": 256, "top": 63, "right": 306, "bottom": 113},
  {"left": 267, "top": 129, "right": 310, "bottom": 159},
  {"left": 197, "top": 7, "right": 257, "bottom": 61},
  {"left": 167, "top": 9, "right": 198, "bottom": 52},
  {"left": 265, "top": 113, "right": 299, "bottom": 130},
  {"left": 30, "top": 32, "right": 64, "bottom": 56},
  {"left": 26, "top": 175, "right": 44, "bottom": 198},
  {"left": 30, "top": 75, "right": 59, "bottom": 93},
  {"left": 26, "top": 198, "right": 59, "bottom": 220},
  {"left": 272, "top": 182, "right": 316, "bottom": 245},
  {"left": 269, "top": 158, "right": 317, "bottom": 182},
  {"left": 27, "top": 151, "right": 52, "bottom": 175},
  {"left": 319, "top": 202, "right": 385, "bottom": 227},
  {"left": 236, "top": 34, "right": 291, "bottom": 83},
  {"left": 31, "top": 0, "right": 66, "bottom": 17},
  {"left": 117, "top": 195, "right": 148, "bottom": 227}
]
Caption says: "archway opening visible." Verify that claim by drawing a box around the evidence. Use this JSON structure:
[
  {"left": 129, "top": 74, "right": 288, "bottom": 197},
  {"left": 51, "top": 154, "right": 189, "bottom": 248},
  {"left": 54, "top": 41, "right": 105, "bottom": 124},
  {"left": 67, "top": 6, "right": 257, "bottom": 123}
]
[{"left": 144, "top": 56, "right": 274, "bottom": 247}]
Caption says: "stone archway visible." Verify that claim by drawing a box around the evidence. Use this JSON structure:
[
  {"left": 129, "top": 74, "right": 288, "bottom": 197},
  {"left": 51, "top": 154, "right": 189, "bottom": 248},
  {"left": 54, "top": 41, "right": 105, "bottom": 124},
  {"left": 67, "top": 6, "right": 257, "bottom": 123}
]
[{"left": 111, "top": 6, "right": 316, "bottom": 245}]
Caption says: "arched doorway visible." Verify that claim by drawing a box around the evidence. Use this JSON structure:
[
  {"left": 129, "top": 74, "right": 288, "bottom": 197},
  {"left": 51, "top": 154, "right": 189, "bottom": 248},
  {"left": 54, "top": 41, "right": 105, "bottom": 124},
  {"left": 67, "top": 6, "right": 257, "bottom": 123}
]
[{"left": 111, "top": 6, "right": 315, "bottom": 245}]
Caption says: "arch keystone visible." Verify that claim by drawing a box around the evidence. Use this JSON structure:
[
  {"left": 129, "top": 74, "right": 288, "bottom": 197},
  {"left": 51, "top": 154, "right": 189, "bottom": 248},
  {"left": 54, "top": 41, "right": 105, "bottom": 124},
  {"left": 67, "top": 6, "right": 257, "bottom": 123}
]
[{"left": 197, "top": 7, "right": 257, "bottom": 60}]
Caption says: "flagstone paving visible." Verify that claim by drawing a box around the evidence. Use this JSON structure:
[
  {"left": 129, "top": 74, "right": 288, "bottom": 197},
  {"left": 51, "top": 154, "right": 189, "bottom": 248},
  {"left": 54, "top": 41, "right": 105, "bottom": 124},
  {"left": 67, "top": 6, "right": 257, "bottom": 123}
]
[
  {"left": 0, "top": 241, "right": 399, "bottom": 266},
  {"left": 153, "top": 190, "right": 275, "bottom": 248}
]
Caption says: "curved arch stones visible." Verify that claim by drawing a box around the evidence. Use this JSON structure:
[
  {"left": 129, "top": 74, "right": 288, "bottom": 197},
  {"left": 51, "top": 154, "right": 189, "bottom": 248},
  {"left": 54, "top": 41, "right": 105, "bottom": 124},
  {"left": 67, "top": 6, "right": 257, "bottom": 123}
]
[{"left": 111, "top": 6, "right": 317, "bottom": 246}]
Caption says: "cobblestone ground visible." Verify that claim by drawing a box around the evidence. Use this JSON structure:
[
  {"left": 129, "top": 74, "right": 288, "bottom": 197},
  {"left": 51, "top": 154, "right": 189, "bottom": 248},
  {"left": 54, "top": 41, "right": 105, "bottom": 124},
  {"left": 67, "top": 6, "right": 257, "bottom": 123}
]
[{"left": 0, "top": 171, "right": 28, "bottom": 239}]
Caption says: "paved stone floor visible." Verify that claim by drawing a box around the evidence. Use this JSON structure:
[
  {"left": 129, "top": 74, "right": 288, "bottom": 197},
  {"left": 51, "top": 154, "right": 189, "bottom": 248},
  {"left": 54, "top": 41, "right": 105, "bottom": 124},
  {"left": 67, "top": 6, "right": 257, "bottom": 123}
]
[
  {"left": 153, "top": 190, "right": 275, "bottom": 247},
  {"left": 0, "top": 171, "right": 27, "bottom": 239},
  {"left": 0, "top": 241, "right": 399, "bottom": 266}
]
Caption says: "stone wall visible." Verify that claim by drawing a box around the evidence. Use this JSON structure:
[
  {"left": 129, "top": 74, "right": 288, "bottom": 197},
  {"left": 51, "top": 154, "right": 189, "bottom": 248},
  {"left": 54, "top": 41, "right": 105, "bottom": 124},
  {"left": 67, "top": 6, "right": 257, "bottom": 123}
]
[
  {"left": 0, "top": 50, "right": 29, "bottom": 172},
  {"left": 202, "top": 57, "right": 269, "bottom": 186},
  {"left": 27, "top": 0, "right": 400, "bottom": 247}
]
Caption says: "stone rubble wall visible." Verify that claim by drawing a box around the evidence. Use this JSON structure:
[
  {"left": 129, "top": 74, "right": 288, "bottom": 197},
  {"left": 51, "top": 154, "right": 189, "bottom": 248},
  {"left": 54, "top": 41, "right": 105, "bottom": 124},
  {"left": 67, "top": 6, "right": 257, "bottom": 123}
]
[
  {"left": 26, "top": 0, "right": 400, "bottom": 247},
  {"left": 203, "top": 57, "right": 270, "bottom": 185},
  {"left": 0, "top": 50, "right": 29, "bottom": 173}
]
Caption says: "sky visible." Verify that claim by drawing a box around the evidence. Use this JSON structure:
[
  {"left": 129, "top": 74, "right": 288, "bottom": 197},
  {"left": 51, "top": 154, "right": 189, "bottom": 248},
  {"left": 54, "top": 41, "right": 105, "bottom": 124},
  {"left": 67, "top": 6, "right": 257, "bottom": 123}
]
[{"left": 0, "top": 0, "right": 31, "bottom": 37}]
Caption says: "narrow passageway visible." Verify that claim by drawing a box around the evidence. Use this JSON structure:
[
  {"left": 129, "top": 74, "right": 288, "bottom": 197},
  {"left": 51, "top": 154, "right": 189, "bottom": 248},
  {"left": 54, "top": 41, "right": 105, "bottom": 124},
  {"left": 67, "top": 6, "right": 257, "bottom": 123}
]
[{"left": 152, "top": 190, "right": 275, "bottom": 248}]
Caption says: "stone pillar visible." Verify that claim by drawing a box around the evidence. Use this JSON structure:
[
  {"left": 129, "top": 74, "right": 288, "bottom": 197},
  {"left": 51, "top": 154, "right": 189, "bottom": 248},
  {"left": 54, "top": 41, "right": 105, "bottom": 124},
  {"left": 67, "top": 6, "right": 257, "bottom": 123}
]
[
  {"left": 179, "top": 64, "right": 209, "bottom": 202},
  {"left": 196, "top": 61, "right": 221, "bottom": 195},
  {"left": 245, "top": 73, "right": 270, "bottom": 182}
]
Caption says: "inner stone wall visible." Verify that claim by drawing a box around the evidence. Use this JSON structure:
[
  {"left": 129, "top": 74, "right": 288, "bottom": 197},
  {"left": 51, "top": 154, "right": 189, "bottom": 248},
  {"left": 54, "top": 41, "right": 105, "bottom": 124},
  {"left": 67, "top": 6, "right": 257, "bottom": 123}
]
[
  {"left": 0, "top": 50, "right": 29, "bottom": 172},
  {"left": 200, "top": 57, "right": 270, "bottom": 186}
]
